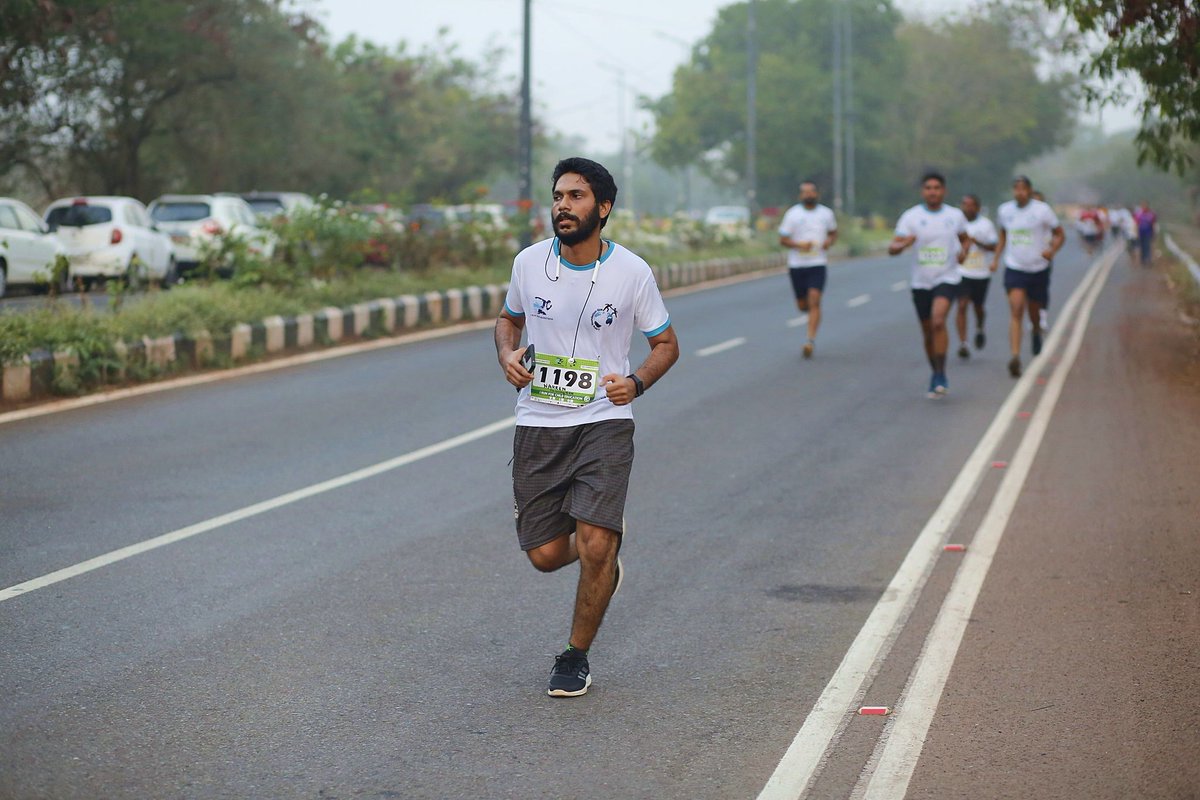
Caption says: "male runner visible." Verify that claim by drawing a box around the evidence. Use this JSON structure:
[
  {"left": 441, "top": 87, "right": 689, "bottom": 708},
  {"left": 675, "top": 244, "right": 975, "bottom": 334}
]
[
  {"left": 1134, "top": 201, "right": 1157, "bottom": 266},
  {"left": 778, "top": 180, "right": 838, "bottom": 358},
  {"left": 888, "top": 172, "right": 970, "bottom": 398},
  {"left": 992, "top": 176, "right": 1064, "bottom": 377},
  {"left": 955, "top": 194, "right": 998, "bottom": 359},
  {"left": 495, "top": 157, "right": 679, "bottom": 697}
]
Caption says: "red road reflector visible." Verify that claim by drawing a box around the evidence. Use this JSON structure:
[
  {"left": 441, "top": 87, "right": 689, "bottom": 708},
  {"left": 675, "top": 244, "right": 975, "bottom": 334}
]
[
  {"left": 1017, "top": 411, "right": 1032, "bottom": 419},
  {"left": 1036, "top": 376, "right": 1048, "bottom": 385},
  {"left": 991, "top": 460, "right": 1008, "bottom": 469},
  {"left": 943, "top": 543, "right": 968, "bottom": 552},
  {"left": 858, "top": 706, "right": 891, "bottom": 716}
]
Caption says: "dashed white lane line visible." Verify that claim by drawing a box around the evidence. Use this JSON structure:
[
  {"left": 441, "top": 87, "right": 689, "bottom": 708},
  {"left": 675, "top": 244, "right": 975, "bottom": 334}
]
[
  {"left": 696, "top": 337, "right": 747, "bottom": 357},
  {"left": 0, "top": 416, "right": 518, "bottom": 604},
  {"left": 755, "top": 245, "right": 1118, "bottom": 800},
  {"left": 891, "top": 281, "right": 908, "bottom": 292},
  {"left": 847, "top": 294, "right": 871, "bottom": 308},
  {"left": 786, "top": 314, "right": 809, "bottom": 328}
]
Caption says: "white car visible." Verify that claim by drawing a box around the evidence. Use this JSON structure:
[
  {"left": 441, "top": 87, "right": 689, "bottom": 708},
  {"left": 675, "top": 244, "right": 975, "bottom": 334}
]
[
  {"left": 0, "top": 197, "right": 66, "bottom": 298},
  {"left": 241, "top": 191, "right": 314, "bottom": 220},
  {"left": 148, "top": 194, "right": 274, "bottom": 273},
  {"left": 44, "top": 196, "right": 177, "bottom": 286}
]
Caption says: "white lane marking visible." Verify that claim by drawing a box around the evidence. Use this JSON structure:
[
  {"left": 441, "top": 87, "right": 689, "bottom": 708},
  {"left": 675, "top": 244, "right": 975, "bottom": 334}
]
[
  {"left": 696, "top": 337, "right": 747, "bottom": 357},
  {"left": 787, "top": 314, "right": 810, "bottom": 328},
  {"left": 0, "top": 416, "right": 517, "bottom": 604},
  {"left": 847, "top": 294, "right": 871, "bottom": 308},
  {"left": 857, "top": 246, "right": 1120, "bottom": 800},
  {"left": 891, "top": 281, "right": 908, "bottom": 292},
  {"left": 755, "top": 246, "right": 1117, "bottom": 800}
]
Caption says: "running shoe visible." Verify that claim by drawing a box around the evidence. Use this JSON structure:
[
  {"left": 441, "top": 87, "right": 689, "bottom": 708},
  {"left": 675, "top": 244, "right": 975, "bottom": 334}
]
[
  {"left": 957, "top": 344, "right": 970, "bottom": 360},
  {"left": 802, "top": 340, "right": 814, "bottom": 359},
  {"left": 975, "top": 330, "right": 986, "bottom": 350},
  {"left": 547, "top": 649, "right": 591, "bottom": 697},
  {"left": 1031, "top": 329, "right": 1043, "bottom": 356},
  {"left": 934, "top": 373, "right": 949, "bottom": 396},
  {"left": 1008, "top": 356, "right": 1022, "bottom": 378},
  {"left": 927, "top": 373, "right": 939, "bottom": 399}
]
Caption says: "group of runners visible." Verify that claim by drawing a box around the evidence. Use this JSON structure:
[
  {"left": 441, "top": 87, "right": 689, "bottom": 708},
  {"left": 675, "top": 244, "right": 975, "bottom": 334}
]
[
  {"left": 1077, "top": 202, "right": 1159, "bottom": 266},
  {"left": 780, "top": 173, "right": 1065, "bottom": 396}
]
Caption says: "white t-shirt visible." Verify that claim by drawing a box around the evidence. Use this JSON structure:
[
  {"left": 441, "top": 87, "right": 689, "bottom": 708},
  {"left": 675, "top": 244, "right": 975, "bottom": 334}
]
[
  {"left": 894, "top": 204, "right": 967, "bottom": 289},
  {"left": 997, "top": 199, "right": 1060, "bottom": 272},
  {"left": 959, "top": 215, "right": 998, "bottom": 280},
  {"left": 778, "top": 203, "right": 838, "bottom": 268},
  {"left": 504, "top": 237, "right": 671, "bottom": 428}
]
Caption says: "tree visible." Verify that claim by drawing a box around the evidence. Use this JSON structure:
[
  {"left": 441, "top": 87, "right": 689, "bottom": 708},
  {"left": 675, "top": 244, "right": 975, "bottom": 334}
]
[{"left": 1043, "top": 0, "right": 1200, "bottom": 173}]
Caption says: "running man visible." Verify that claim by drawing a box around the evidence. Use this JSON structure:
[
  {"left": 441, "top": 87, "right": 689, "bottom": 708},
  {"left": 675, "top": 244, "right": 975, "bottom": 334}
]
[
  {"left": 888, "top": 172, "right": 970, "bottom": 398},
  {"left": 1134, "top": 201, "right": 1157, "bottom": 267},
  {"left": 955, "top": 193, "right": 999, "bottom": 359},
  {"left": 778, "top": 180, "right": 838, "bottom": 358},
  {"left": 495, "top": 157, "right": 679, "bottom": 697},
  {"left": 992, "top": 176, "right": 1064, "bottom": 377}
]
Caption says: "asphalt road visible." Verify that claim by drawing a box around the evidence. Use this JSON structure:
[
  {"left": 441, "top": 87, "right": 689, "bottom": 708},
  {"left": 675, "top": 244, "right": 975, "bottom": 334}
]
[{"left": 1, "top": 241, "right": 1100, "bottom": 798}]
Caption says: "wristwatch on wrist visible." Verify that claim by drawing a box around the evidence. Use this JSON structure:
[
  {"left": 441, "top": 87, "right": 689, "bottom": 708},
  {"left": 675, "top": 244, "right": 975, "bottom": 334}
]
[{"left": 627, "top": 373, "right": 645, "bottom": 398}]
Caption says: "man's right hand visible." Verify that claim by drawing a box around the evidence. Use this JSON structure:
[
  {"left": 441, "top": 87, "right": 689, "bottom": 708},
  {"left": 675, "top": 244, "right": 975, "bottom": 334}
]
[{"left": 501, "top": 347, "right": 533, "bottom": 389}]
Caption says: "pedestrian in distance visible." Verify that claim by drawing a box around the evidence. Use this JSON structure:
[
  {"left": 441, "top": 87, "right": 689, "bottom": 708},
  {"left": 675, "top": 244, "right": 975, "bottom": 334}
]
[
  {"left": 494, "top": 157, "right": 680, "bottom": 698},
  {"left": 888, "top": 171, "right": 971, "bottom": 399},
  {"left": 1134, "top": 201, "right": 1158, "bottom": 267},
  {"left": 992, "top": 176, "right": 1065, "bottom": 378},
  {"left": 955, "top": 193, "right": 999, "bottom": 359},
  {"left": 778, "top": 180, "right": 838, "bottom": 359}
]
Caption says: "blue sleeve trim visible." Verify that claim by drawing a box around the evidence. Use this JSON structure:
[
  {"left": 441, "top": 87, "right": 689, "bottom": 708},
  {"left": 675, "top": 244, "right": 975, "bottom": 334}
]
[
  {"left": 643, "top": 317, "right": 671, "bottom": 338},
  {"left": 504, "top": 301, "right": 524, "bottom": 317}
]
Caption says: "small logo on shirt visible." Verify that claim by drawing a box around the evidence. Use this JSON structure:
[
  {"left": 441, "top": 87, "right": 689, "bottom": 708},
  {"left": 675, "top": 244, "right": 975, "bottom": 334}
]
[
  {"left": 591, "top": 304, "right": 619, "bottom": 330},
  {"left": 533, "top": 296, "right": 554, "bottom": 318}
]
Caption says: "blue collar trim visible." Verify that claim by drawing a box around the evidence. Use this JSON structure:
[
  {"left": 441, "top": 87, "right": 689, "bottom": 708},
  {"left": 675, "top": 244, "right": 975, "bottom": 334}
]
[{"left": 554, "top": 238, "right": 616, "bottom": 269}]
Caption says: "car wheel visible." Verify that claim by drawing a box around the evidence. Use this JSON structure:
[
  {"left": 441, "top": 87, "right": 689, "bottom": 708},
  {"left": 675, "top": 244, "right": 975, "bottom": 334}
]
[
  {"left": 0, "top": 260, "right": 7, "bottom": 299},
  {"left": 163, "top": 257, "right": 178, "bottom": 288},
  {"left": 124, "top": 258, "right": 142, "bottom": 290}
]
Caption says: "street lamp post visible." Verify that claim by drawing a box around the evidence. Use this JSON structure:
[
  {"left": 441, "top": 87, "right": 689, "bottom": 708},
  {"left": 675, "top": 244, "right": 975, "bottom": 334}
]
[{"left": 518, "top": 0, "right": 533, "bottom": 248}]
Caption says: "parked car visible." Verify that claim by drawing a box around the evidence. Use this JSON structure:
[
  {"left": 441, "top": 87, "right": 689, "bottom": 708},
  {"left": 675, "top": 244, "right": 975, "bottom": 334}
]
[
  {"left": 704, "top": 205, "right": 752, "bottom": 229},
  {"left": 0, "top": 197, "right": 66, "bottom": 298},
  {"left": 240, "top": 191, "right": 314, "bottom": 220},
  {"left": 44, "top": 196, "right": 176, "bottom": 287},
  {"left": 148, "top": 194, "right": 274, "bottom": 274}
]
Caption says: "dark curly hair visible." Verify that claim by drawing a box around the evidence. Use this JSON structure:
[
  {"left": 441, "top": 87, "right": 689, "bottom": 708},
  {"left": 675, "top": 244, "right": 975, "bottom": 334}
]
[{"left": 552, "top": 157, "right": 618, "bottom": 229}]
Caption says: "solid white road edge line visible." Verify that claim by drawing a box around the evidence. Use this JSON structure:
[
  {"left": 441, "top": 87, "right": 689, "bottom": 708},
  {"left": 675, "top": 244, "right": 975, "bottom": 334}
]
[
  {"left": 847, "top": 294, "right": 871, "bottom": 308},
  {"left": 856, "top": 245, "right": 1120, "bottom": 800},
  {"left": 0, "top": 416, "right": 517, "bottom": 604},
  {"left": 696, "top": 337, "right": 748, "bottom": 357},
  {"left": 755, "top": 246, "right": 1117, "bottom": 800},
  {"left": 787, "top": 314, "right": 810, "bottom": 328}
]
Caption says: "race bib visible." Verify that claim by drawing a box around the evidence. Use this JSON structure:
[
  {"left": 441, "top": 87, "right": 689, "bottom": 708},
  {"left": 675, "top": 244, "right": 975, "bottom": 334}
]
[
  {"left": 964, "top": 250, "right": 986, "bottom": 271},
  {"left": 1010, "top": 228, "right": 1034, "bottom": 246},
  {"left": 918, "top": 246, "right": 948, "bottom": 267},
  {"left": 530, "top": 352, "right": 599, "bottom": 407}
]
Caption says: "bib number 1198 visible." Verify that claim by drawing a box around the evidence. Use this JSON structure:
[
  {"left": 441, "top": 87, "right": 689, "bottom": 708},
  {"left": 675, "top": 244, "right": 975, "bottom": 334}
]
[{"left": 530, "top": 352, "right": 599, "bottom": 407}]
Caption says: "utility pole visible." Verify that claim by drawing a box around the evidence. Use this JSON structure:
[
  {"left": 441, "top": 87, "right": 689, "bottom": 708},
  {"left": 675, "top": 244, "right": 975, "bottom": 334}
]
[
  {"left": 616, "top": 67, "right": 635, "bottom": 217},
  {"left": 518, "top": 0, "right": 533, "bottom": 248},
  {"left": 843, "top": 2, "right": 855, "bottom": 216},
  {"left": 746, "top": 0, "right": 758, "bottom": 219},
  {"left": 831, "top": 0, "right": 844, "bottom": 213}
]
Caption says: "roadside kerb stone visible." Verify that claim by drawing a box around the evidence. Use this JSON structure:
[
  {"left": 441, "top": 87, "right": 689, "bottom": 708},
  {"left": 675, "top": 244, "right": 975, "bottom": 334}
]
[
  {"left": 230, "top": 323, "right": 253, "bottom": 360},
  {"left": 2, "top": 356, "right": 32, "bottom": 402},
  {"left": 263, "top": 316, "right": 286, "bottom": 353},
  {"left": 296, "top": 314, "right": 313, "bottom": 347}
]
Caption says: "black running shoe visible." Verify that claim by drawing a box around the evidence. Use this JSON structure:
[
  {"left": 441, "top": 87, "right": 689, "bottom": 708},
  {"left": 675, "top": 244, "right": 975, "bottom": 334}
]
[
  {"left": 547, "top": 650, "right": 591, "bottom": 697},
  {"left": 1031, "top": 329, "right": 1043, "bottom": 356},
  {"left": 1008, "top": 356, "right": 1021, "bottom": 378},
  {"left": 957, "top": 344, "right": 970, "bottom": 360},
  {"left": 975, "top": 331, "right": 986, "bottom": 350}
]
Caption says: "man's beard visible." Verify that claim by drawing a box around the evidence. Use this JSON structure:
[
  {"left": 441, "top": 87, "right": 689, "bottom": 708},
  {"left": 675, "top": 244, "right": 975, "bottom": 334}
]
[
  {"left": 802, "top": 199, "right": 817, "bottom": 208},
  {"left": 553, "top": 205, "right": 602, "bottom": 246}
]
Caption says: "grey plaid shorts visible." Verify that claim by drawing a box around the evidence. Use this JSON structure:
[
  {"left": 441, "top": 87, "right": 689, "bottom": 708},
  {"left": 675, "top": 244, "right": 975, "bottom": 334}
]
[{"left": 512, "top": 419, "right": 634, "bottom": 551}]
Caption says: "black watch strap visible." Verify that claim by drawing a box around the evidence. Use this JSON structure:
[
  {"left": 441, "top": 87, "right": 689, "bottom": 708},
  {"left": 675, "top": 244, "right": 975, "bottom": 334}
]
[{"left": 627, "top": 373, "right": 645, "bottom": 397}]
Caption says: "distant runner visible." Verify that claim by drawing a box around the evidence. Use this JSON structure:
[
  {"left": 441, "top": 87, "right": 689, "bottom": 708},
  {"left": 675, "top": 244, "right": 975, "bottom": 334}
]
[
  {"left": 495, "top": 157, "right": 679, "bottom": 697},
  {"left": 955, "top": 193, "right": 999, "bottom": 359},
  {"left": 1075, "top": 205, "right": 1103, "bottom": 255},
  {"left": 1134, "top": 201, "right": 1157, "bottom": 267},
  {"left": 778, "top": 180, "right": 838, "bottom": 358},
  {"left": 888, "top": 172, "right": 970, "bottom": 398},
  {"left": 993, "top": 176, "right": 1064, "bottom": 377}
]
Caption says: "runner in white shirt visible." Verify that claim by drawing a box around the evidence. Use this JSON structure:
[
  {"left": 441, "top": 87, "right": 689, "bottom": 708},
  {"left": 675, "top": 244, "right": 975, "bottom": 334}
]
[
  {"left": 495, "top": 157, "right": 679, "bottom": 697},
  {"left": 992, "top": 175, "right": 1065, "bottom": 377},
  {"left": 955, "top": 194, "right": 999, "bottom": 359},
  {"left": 778, "top": 180, "right": 838, "bottom": 358},
  {"left": 888, "top": 171, "right": 970, "bottom": 398}
]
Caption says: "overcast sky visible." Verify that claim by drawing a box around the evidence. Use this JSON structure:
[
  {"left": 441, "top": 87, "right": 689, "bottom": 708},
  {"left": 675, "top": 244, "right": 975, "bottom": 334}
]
[{"left": 309, "top": 0, "right": 1136, "bottom": 154}]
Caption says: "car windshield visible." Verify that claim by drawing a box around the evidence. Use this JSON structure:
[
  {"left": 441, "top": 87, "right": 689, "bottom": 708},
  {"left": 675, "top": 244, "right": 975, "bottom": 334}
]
[
  {"left": 246, "top": 198, "right": 285, "bottom": 215},
  {"left": 46, "top": 205, "right": 113, "bottom": 230},
  {"left": 151, "top": 202, "right": 211, "bottom": 222}
]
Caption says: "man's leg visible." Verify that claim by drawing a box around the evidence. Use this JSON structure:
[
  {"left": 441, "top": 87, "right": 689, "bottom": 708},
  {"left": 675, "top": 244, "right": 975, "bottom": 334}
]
[
  {"left": 567, "top": 521, "right": 620, "bottom": 651},
  {"left": 919, "top": 318, "right": 935, "bottom": 369},
  {"left": 806, "top": 287, "right": 822, "bottom": 343},
  {"left": 929, "top": 294, "right": 951, "bottom": 377},
  {"left": 955, "top": 293, "right": 970, "bottom": 350},
  {"left": 1008, "top": 286, "right": 1026, "bottom": 376},
  {"left": 526, "top": 532, "right": 577, "bottom": 573}
]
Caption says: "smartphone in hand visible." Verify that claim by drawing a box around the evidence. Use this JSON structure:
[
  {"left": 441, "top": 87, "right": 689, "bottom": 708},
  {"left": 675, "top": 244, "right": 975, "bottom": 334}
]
[{"left": 517, "top": 344, "right": 535, "bottom": 391}]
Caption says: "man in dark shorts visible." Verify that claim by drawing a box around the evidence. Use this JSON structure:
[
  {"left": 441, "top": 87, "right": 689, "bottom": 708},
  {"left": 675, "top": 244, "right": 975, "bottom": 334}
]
[
  {"left": 992, "top": 176, "right": 1064, "bottom": 377},
  {"left": 888, "top": 172, "right": 970, "bottom": 398},
  {"left": 955, "top": 194, "right": 999, "bottom": 358},
  {"left": 778, "top": 181, "right": 838, "bottom": 358},
  {"left": 494, "top": 157, "right": 679, "bottom": 697}
]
